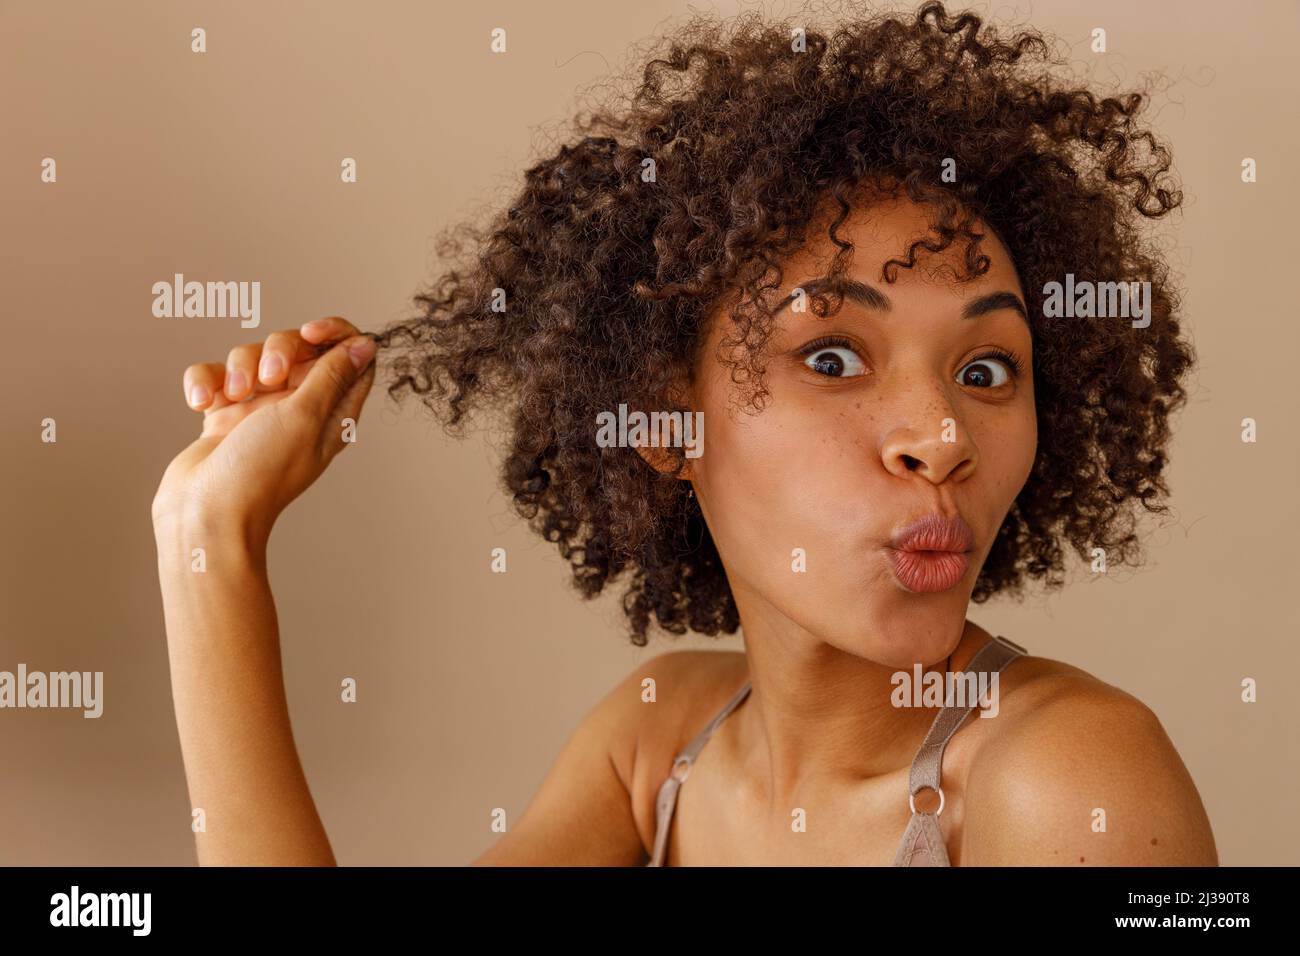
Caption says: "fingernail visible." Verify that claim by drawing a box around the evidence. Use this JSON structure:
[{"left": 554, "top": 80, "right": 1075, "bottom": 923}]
[
  {"left": 189, "top": 384, "right": 209, "bottom": 408},
  {"left": 347, "top": 337, "right": 376, "bottom": 369},
  {"left": 303, "top": 318, "right": 328, "bottom": 333},
  {"left": 259, "top": 354, "right": 282, "bottom": 382},
  {"left": 226, "top": 369, "right": 247, "bottom": 397}
]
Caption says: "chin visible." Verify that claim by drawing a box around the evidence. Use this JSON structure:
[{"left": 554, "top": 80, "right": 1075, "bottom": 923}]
[{"left": 821, "top": 578, "right": 972, "bottom": 668}]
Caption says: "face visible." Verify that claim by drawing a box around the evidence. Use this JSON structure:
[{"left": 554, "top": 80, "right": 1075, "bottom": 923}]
[{"left": 683, "top": 193, "right": 1037, "bottom": 668}]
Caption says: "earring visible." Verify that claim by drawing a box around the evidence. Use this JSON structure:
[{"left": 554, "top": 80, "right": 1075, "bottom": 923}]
[{"left": 686, "top": 487, "right": 695, "bottom": 499}]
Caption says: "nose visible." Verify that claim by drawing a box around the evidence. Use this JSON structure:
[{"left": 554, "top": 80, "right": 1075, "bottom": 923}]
[{"left": 879, "top": 389, "right": 978, "bottom": 486}]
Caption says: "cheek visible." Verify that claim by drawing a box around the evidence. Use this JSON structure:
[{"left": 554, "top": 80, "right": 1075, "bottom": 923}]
[
  {"left": 1015, "top": 395, "right": 1039, "bottom": 484},
  {"left": 976, "top": 402, "right": 1037, "bottom": 506},
  {"left": 697, "top": 380, "right": 868, "bottom": 514},
  {"left": 695, "top": 408, "right": 801, "bottom": 534},
  {"left": 693, "top": 392, "right": 870, "bottom": 592}
]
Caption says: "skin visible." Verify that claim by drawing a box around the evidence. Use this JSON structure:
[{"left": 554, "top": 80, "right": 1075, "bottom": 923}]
[
  {"left": 153, "top": 195, "right": 1218, "bottom": 867},
  {"left": 153, "top": 322, "right": 376, "bottom": 865}
]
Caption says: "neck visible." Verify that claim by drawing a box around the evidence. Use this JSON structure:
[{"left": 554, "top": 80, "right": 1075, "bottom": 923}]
[{"left": 726, "top": 595, "right": 990, "bottom": 813}]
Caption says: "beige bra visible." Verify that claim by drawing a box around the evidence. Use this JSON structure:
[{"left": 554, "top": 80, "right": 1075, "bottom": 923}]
[{"left": 647, "top": 634, "right": 1027, "bottom": 866}]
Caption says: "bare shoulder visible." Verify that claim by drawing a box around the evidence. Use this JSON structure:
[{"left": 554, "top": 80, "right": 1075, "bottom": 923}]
[
  {"left": 600, "top": 648, "right": 748, "bottom": 854},
  {"left": 605, "top": 648, "right": 749, "bottom": 784},
  {"left": 470, "top": 647, "right": 743, "bottom": 865},
  {"left": 961, "top": 654, "right": 1219, "bottom": 866}
]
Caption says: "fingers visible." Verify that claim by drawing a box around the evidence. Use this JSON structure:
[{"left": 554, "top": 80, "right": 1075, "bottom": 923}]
[
  {"left": 289, "top": 335, "right": 377, "bottom": 426},
  {"left": 183, "top": 359, "right": 284, "bottom": 413},
  {"left": 182, "top": 362, "right": 227, "bottom": 411},
  {"left": 226, "top": 326, "right": 336, "bottom": 400},
  {"left": 226, "top": 338, "right": 321, "bottom": 401},
  {"left": 299, "top": 316, "right": 362, "bottom": 348},
  {"left": 256, "top": 330, "right": 315, "bottom": 388},
  {"left": 285, "top": 355, "right": 318, "bottom": 391},
  {"left": 223, "top": 342, "right": 263, "bottom": 401},
  {"left": 179, "top": 319, "right": 368, "bottom": 411},
  {"left": 199, "top": 389, "right": 290, "bottom": 439}
]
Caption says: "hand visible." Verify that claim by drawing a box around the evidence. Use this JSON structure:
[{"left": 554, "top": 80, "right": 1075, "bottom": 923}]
[{"left": 151, "top": 317, "right": 378, "bottom": 549}]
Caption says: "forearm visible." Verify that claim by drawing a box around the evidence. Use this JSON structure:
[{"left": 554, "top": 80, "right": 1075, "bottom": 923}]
[{"left": 155, "top": 517, "right": 336, "bottom": 865}]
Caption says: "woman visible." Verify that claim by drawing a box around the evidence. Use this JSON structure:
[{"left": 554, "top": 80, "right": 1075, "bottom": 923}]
[{"left": 151, "top": 2, "right": 1217, "bottom": 865}]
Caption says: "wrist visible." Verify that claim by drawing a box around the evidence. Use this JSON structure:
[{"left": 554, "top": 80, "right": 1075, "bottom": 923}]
[
  {"left": 153, "top": 506, "right": 270, "bottom": 571},
  {"left": 154, "top": 513, "right": 276, "bottom": 656}
]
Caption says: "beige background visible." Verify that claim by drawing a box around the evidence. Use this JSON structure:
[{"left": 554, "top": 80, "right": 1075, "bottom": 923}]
[{"left": 1, "top": 0, "right": 1296, "bottom": 865}]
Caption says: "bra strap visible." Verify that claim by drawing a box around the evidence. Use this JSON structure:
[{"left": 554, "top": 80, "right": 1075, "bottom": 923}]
[
  {"left": 674, "top": 679, "right": 753, "bottom": 777},
  {"left": 893, "top": 634, "right": 1027, "bottom": 866},
  {"left": 648, "top": 678, "right": 752, "bottom": 866}
]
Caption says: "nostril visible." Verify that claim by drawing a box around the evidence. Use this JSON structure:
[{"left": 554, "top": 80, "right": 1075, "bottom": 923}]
[{"left": 901, "top": 454, "right": 922, "bottom": 471}]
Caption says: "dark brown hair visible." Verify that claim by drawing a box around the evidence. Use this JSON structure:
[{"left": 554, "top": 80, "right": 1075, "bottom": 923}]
[{"left": 371, "top": 1, "right": 1194, "bottom": 645}]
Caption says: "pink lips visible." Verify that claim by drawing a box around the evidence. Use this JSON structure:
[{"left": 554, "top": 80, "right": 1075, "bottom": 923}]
[{"left": 885, "top": 514, "right": 975, "bottom": 594}]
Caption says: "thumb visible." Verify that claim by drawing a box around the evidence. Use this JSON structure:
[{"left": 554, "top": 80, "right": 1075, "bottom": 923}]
[
  {"left": 291, "top": 335, "right": 377, "bottom": 424},
  {"left": 319, "top": 360, "right": 376, "bottom": 463}
]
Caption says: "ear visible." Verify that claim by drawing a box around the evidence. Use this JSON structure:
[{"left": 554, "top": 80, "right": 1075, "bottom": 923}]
[
  {"left": 633, "top": 441, "right": 693, "bottom": 481},
  {"left": 631, "top": 375, "right": 698, "bottom": 482}
]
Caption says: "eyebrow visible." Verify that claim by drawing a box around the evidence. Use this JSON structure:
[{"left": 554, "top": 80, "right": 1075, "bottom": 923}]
[{"left": 777, "top": 276, "right": 1029, "bottom": 326}]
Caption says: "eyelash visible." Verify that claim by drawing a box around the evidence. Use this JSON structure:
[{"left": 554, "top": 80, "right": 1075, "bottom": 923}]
[
  {"left": 796, "top": 336, "right": 1027, "bottom": 380},
  {"left": 968, "top": 347, "right": 1027, "bottom": 378}
]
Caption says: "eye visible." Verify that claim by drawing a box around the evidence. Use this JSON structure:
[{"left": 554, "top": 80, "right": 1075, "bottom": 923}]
[
  {"left": 800, "top": 337, "right": 867, "bottom": 378},
  {"left": 955, "top": 354, "right": 1014, "bottom": 388}
]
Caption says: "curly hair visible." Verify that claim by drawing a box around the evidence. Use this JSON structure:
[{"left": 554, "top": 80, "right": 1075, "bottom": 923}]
[{"left": 371, "top": 0, "right": 1195, "bottom": 646}]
